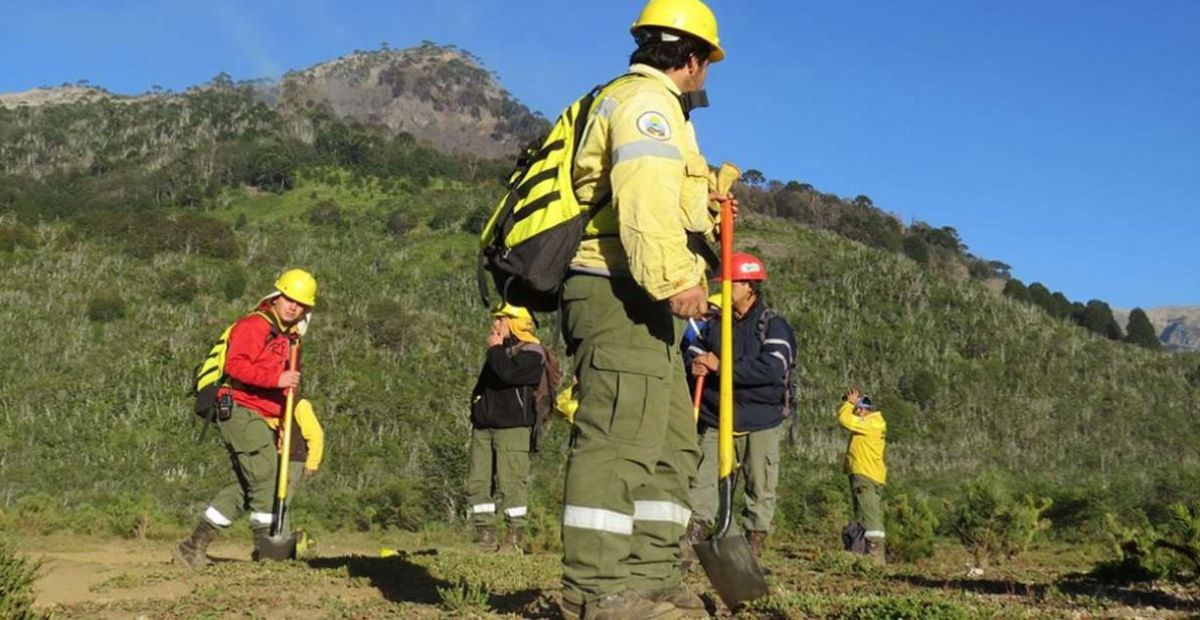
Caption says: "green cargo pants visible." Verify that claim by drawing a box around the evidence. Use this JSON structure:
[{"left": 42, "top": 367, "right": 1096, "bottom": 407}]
[
  {"left": 850, "top": 474, "right": 885, "bottom": 539},
  {"left": 691, "top": 424, "right": 782, "bottom": 533},
  {"left": 559, "top": 275, "right": 700, "bottom": 605},
  {"left": 203, "top": 405, "right": 278, "bottom": 532},
  {"left": 465, "top": 426, "right": 532, "bottom": 528}
]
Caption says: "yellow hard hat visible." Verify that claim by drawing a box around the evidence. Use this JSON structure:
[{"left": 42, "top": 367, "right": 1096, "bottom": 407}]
[
  {"left": 275, "top": 268, "right": 318, "bottom": 307},
  {"left": 492, "top": 302, "right": 532, "bottom": 321},
  {"left": 631, "top": 0, "right": 725, "bottom": 62}
]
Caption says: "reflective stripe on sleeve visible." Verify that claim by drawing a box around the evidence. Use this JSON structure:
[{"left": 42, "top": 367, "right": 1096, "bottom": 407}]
[
  {"left": 632, "top": 500, "right": 692, "bottom": 527},
  {"left": 612, "top": 140, "right": 682, "bottom": 165},
  {"left": 504, "top": 506, "right": 527, "bottom": 518},
  {"left": 472, "top": 503, "right": 497, "bottom": 514},
  {"left": 763, "top": 338, "right": 793, "bottom": 359},
  {"left": 865, "top": 530, "right": 886, "bottom": 539},
  {"left": 249, "top": 511, "right": 274, "bottom": 525},
  {"left": 204, "top": 506, "right": 232, "bottom": 527},
  {"left": 687, "top": 346, "right": 706, "bottom": 357},
  {"left": 595, "top": 97, "right": 619, "bottom": 118},
  {"left": 563, "top": 505, "right": 634, "bottom": 535},
  {"left": 769, "top": 351, "right": 788, "bottom": 367}
]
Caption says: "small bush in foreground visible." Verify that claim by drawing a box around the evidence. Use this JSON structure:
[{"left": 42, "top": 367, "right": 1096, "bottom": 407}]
[
  {"left": 1092, "top": 504, "right": 1200, "bottom": 583},
  {"left": 951, "top": 476, "right": 1050, "bottom": 569},
  {"left": 887, "top": 493, "right": 939, "bottom": 563},
  {"left": 0, "top": 536, "right": 43, "bottom": 620}
]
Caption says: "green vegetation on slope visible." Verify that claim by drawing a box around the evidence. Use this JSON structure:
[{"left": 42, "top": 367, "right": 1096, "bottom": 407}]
[{"left": 0, "top": 169, "right": 1196, "bottom": 543}]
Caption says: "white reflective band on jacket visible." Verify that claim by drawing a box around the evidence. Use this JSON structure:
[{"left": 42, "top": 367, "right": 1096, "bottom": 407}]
[
  {"left": 204, "top": 506, "right": 232, "bottom": 527},
  {"left": 504, "top": 506, "right": 528, "bottom": 518},
  {"left": 250, "top": 511, "right": 274, "bottom": 525},
  {"left": 563, "top": 505, "right": 634, "bottom": 536},
  {"left": 612, "top": 139, "right": 682, "bottom": 165},
  {"left": 471, "top": 503, "right": 497, "bottom": 514},
  {"left": 632, "top": 500, "right": 691, "bottom": 527},
  {"left": 763, "top": 338, "right": 793, "bottom": 358},
  {"left": 865, "top": 530, "right": 886, "bottom": 539}
]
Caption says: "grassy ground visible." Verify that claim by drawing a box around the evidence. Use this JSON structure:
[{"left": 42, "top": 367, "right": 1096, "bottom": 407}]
[{"left": 19, "top": 530, "right": 1198, "bottom": 619}]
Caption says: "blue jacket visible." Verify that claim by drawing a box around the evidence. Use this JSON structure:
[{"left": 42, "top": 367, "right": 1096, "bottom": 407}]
[{"left": 693, "top": 299, "right": 796, "bottom": 432}]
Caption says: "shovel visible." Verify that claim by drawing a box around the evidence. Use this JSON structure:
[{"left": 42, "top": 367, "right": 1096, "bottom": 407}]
[
  {"left": 258, "top": 341, "right": 301, "bottom": 561},
  {"left": 694, "top": 164, "right": 769, "bottom": 610}
]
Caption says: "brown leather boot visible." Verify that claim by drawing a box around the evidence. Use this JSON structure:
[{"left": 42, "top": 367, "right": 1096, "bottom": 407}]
[
  {"left": 559, "top": 590, "right": 682, "bottom": 620},
  {"left": 474, "top": 525, "right": 498, "bottom": 552},
  {"left": 679, "top": 520, "right": 707, "bottom": 572},
  {"left": 174, "top": 520, "right": 218, "bottom": 570},
  {"left": 645, "top": 583, "right": 708, "bottom": 618},
  {"left": 746, "top": 530, "right": 772, "bottom": 575},
  {"left": 866, "top": 538, "right": 886, "bottom": 565},
  {"left": 498, "top": 526, "right": 526, "bottom": 555}
]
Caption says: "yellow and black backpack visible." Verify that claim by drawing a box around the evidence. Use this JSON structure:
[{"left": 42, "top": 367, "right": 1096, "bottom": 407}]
[
  {"left": 477, "top": 76, "right": 637, "bottom": 313},
  {"left": 192, "top": 311, "right": 280, "bottom": 420}
]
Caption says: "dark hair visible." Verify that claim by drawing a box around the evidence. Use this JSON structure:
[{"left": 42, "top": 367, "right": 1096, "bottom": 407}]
[
  {"left": 630, "top": 28, "right": 714, "bottom": 71},
  {"left": 748, "top": 281, "right": 763, "bottom": 295}
]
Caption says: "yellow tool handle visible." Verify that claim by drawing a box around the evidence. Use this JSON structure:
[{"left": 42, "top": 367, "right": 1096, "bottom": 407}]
[
  {"left": 270, "top": 341, "right": 300, "bottom": 537},
  {"left": 718, "top": 198, "right": 734, "bottom": 480}
]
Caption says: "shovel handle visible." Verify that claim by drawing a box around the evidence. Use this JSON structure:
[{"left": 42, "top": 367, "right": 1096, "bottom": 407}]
[
  {"left": 691, "top": 374, "right": 705, "bottom": 423},
  {"left": 715, "top": 198, "right": 736, "bottom": 538},
  {"left": 270, "top": 342, "right": 300, "bottom": 537}
]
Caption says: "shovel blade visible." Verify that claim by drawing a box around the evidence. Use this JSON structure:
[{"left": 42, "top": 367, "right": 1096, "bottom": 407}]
[
  {"left": 255, "top": 534, "right": 297, "bottom": 561},
  {"left": 693, "top": 533, "right": 769, "bottom": 611}
]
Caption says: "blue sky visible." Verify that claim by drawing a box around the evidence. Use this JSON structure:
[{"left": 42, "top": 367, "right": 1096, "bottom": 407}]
[{"left": 2, "top": 0, "right": 1197, "bottom": 308}]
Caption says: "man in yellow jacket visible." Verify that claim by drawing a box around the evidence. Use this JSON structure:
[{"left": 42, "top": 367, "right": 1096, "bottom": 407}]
[
  {"left": 558, "top": 1, "right": 728, "bottom": 617},
  {"left": 839, "top": 388, "right": 887, "bottom": 564}
]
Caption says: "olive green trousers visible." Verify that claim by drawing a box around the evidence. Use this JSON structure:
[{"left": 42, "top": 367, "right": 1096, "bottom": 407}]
[
  {"left": 559, "top": 275, "right": 700, "bottom": 605},
  {"left": 691, "top": 423, "right": 782, "bottom": 533},
  {"left": 204, "top": 405, "right": 278, "bottom": 532},
  {"left": 465, "top": 426, "right": 532, "bottom": 528}
]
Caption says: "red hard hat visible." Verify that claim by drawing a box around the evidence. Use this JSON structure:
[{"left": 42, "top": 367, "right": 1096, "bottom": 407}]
[{"left": 721, "top": 252, "right": 767, "bottom": 281}]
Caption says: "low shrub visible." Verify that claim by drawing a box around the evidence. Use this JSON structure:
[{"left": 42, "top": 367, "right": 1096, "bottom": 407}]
[
  {"left": 886, "top": 493, "right": 939, "bottom": 563},
  {"left": 0, "top": 536, "right": 43, "bottom": 620},
  {"left": 951, "top": 475, "right": 1050, "bottom": 569}
]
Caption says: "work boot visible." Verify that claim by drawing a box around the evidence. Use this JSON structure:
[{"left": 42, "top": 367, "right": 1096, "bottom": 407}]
[
  {"left": 866, "top": 538, "right": 886, "bottom": 565},
  {"left": 174, "top": 520, "right": 218, "bottom": 570},
  {"left": 474, "top": 525, "right": 498, "bottom": 552},
  {"left": 645, "top": 583, "right": 708, "bottom": 618},
  {"left": 746, "top": 530, "right": 772, "bottom": 575},
  {"left": 679, "top": 520, "right": 707, "bottom": 573},
  {"left": 558, "top": 590, "right": 682, "bottom": 620},
  {"left": 498, "top": 526, "right": 526, "bottom": 555}
]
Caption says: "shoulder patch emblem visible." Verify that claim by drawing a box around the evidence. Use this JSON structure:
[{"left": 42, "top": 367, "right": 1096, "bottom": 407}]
[{"left": 636, "top": 111, "right": 672, "bottom": 141}]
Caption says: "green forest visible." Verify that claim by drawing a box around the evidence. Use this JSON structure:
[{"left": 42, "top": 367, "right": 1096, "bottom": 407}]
[{"left": 2, "top": 53, "right": 1200, "bottom": 618}]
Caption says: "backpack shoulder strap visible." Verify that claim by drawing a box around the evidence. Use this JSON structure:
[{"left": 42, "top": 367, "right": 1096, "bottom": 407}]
[
  {"left": 756, "top": 307, "right": 776, "bottom": 344},
  {"left": 251, "top": 310, "right": 284, "bottom": 340}
]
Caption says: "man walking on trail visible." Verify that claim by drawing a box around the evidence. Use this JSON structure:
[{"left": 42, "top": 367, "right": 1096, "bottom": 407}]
[
  {"left": 465, "top": 303, "right": 547, "bottom": 554},
  {"left": 176, "top": 268, "right": 317, "bottom": 569},
  {"left": 685, "top": 252, "right": 796, "bottom": 569},
  {"left": 839, "top": 388, "right": 887, "bottom": 564},
  {"left": 558, "top": 0, "right": 728, "bottom": 617}
]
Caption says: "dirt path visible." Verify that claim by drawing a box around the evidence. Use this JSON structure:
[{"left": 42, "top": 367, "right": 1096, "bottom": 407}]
[
  {"left": 15, "top": 534, "right": 1200, "bottom": 619},
  {"left": 32, "top": 538, "right": 236, "bottom": 608},
  {"left": 22, "top": 533, "right": 413, "bottom": 618}
]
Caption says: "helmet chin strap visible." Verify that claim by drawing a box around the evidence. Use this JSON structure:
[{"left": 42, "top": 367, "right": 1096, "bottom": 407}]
[{"left": 678, "top": 90, "right": 709, "bottom": 119}]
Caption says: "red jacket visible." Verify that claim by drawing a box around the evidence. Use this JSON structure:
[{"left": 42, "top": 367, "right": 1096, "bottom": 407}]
[{"left": 218, "top": 305, "right": 298, "bottom": 419}]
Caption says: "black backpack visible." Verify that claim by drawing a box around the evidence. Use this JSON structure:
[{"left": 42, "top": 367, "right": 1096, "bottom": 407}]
[{"left": 755, "top": 308, "right": 798, "bottom": 433}]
